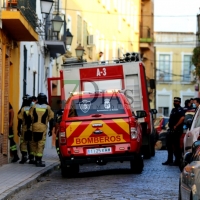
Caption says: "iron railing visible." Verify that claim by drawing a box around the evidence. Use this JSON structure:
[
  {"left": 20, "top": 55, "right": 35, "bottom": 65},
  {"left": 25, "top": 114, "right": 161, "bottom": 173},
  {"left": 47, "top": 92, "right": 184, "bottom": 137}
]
[
  {"left": 6, "top": 0, "right": 37, "bottom": 30},
  {"left": 140, "top": 26, "right": 153, "bottom": 43}
]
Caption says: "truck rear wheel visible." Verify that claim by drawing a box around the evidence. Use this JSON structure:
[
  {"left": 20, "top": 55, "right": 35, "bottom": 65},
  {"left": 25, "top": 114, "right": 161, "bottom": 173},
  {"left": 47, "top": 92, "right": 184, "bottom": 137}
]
[
  {"left": 61, "top": 164, "right": 79, "bottom": 178},
  {"left": 130, "top": 154, "right": 144, "bottom": 174},
  {"left": 150, "top": 141, "right": 155, "bottom": 157},
  {"left": 143, "top": 143, "right": 151, "bottom": 159}
]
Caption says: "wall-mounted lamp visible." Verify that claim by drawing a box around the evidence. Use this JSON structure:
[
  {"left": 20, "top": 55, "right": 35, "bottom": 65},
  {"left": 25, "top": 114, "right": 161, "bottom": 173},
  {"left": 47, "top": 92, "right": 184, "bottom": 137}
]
[
  {"left": 75, "top": 44, "right": 85, "bottom": 58},
  {"left": 51, "top": 15, "right": 64, "bottom": 32},
  {"left": 40, "top": 0, "right": 54, "bottom": 14},
  {"left": 66, "top": 29, "right": 73, "bottom": 46}
]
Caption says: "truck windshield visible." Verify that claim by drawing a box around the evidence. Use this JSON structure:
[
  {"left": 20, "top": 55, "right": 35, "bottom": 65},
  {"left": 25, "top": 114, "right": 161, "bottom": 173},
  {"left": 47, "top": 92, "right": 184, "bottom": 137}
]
[{"left": 68, "top": 96, "right": 125, "bottom": 117}]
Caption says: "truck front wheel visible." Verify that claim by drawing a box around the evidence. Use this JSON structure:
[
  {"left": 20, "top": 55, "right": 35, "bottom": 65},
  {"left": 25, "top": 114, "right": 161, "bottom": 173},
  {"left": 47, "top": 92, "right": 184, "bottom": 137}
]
[{"left": 130, "top": 154, "right": 144, "bottom": 174}]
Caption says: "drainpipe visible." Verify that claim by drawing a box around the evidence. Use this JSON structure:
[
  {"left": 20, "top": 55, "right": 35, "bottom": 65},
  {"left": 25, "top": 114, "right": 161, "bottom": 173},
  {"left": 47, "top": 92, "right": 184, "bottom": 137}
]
[{"left": 154, "top": 46, "right": 157, "bottom": 111}]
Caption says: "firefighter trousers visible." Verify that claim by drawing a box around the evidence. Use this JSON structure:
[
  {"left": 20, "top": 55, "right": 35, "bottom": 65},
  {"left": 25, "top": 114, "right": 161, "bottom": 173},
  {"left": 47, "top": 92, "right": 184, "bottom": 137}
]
[
  {"left": 20, "top": 130, "right": 31, "bottom": 154},
  {"left": 29, "top": 130, "right": 47, "bottom": 158},
  {"left": 9, "top": 127, "right": 17, "bottom": 153}
]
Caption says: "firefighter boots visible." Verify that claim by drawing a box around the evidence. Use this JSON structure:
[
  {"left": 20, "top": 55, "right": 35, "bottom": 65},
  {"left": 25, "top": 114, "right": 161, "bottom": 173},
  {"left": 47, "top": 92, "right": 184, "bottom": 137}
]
[
  {"left": 19, "top": 151, "right": 28, "bottom": 164},
  {"left": 35, "top": 156, "right": 45, "bottom": 167},
  {"left": 28, "top": 154, "right": 36, "bottom": 164},
  {"left": 11, "top": 150, "right": 19, "bottom": 163}
]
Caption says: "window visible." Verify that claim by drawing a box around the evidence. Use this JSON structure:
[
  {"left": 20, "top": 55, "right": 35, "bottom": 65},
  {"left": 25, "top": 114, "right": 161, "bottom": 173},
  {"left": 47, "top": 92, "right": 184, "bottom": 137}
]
[
  {"left": 158, "top": 54, "right": 171, "bottom": 81},
  {"left": 77, "top": 15, "right": 82, "bottom": 44},
  {"left": 113, "top": 0, "right": 118, "bottom": 11},
  {"left": 183, "top": 55, "right": 192, "bottom": 82},
  {"left": 105, "top": 42, "right": 109, "bottom": 61},
  {"left": 68, "top": 96, "right": 125, "bottom": 117},
  {"left": 130, "top": 4, "right": 134, "bottom": 27},
  {"left": 127, "top": 0, "right": 131, "bottom": 24},
  {"left": 112, "top": 37, "right": 117, "bottom": 59},
  {"left": 158, "top": 107, "right": 169, "bottom": 116},
  {"left": 105, "top": 0, "right": 110, "bottom": 11},
  {"left": 100, "top": 35, "right": 105, "bottom": 60},
  {"left": 122, "top": 0, "right": 126, "bottom": 20},
  {"left": 83, "top": 20, "right": 88, "bottom": 47}
]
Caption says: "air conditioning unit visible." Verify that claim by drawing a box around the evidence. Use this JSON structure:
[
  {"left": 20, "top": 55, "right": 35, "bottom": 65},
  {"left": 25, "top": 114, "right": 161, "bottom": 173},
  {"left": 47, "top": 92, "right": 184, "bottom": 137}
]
[{"left": 87, "top": 35, "right": 96, "bottom": 46}]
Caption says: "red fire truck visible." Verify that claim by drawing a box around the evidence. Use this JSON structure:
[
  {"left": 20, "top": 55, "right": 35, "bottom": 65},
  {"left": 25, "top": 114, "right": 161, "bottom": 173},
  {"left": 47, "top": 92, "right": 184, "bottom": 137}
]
[{"left": 48, "top": 53, "right": 157, "bottom": 159}]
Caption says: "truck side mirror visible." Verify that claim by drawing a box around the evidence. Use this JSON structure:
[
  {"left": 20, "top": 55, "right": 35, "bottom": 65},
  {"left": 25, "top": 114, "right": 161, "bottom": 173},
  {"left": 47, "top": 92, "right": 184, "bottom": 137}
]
[
  {"left": 183, "top": 152, "right": 192, "bottom": 165},
  {"left": 136, "top": 110, "right": 147, "bottom": 118}
]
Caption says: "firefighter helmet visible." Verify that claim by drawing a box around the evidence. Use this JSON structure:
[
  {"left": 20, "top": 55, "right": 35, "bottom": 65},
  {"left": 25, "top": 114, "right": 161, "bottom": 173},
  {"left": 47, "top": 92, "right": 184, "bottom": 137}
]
[
  {"left": 22, "top": 94, "right": 32, "bottom": 106},
  {"left": 22, "top": 94, "right": 32, "bottom": 101},
  {"left": 37, "top": 93, "right": 48, "bottom": 104}
]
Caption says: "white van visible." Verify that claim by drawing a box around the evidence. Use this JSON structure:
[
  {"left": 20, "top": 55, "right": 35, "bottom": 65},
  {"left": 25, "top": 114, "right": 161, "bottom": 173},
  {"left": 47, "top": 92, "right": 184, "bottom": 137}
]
[{"left": 183, "top": 107, "right": 200, "bottom": 154}]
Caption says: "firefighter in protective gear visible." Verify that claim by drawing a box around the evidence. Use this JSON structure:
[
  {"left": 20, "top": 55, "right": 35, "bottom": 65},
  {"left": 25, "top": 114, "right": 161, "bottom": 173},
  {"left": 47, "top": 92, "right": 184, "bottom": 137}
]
[
  {"left": 17, "top": 95, "right": 32, "bottom": 164},
  {"left": 54, "top": 100, "right": 64, "bottom": 159},
  {"left": 29, "top": 93, "right": 54, "bottom": 167},
  {"left": 9, "top": 103, "right": 20, "bottom": 162}
]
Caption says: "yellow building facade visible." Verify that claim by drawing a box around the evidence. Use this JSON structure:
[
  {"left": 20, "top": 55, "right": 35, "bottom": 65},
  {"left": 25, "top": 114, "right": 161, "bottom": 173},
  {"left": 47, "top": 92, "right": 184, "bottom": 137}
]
[
  {"left": 51, "top": 0, "right": 155, "bottom": 106},
  {"left": 61, "top": 0, "right": 141, "bottom": 62},
  {"left": 0, "top": 1, "right": 38, "bottom": 165},
  {"left": 154, "top": 32, "right": 196, "bottom": 116}
]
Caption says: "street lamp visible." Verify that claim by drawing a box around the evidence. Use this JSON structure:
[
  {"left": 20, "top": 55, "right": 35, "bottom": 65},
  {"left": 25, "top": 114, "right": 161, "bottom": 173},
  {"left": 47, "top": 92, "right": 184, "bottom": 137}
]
[
  {"left": 40, "top": 0, "right": 54, "bottom": 14},
  {"left": 75, "top": 44, "right": 85, "bottom": 58},
  {"left": 51, "top": 15, "right": 64, "bottom": 32},
  {"left": 66, "top": 29, "right": 73, "bottom": 46}
]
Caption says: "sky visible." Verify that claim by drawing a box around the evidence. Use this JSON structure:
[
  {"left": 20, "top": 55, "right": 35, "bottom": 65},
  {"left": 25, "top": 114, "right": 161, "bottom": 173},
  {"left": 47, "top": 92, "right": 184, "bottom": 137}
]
[{"left": 154, "top": 0, "right": 200, "bottom": 33}]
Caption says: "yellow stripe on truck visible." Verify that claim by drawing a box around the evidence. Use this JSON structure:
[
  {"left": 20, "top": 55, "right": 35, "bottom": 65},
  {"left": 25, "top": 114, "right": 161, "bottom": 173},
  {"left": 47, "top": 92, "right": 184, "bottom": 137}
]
[
  {"left": 71, "top": 120, "right": 126, "bottom": 146},
  {"left": 112, "top": 119, "right": 130, "bottom": 134},
  {"left": 66, "top": 121, "right": 82, "bottom": 138},
  {"left": 79, "top": 120, "right": 118, "bottom": 138}
]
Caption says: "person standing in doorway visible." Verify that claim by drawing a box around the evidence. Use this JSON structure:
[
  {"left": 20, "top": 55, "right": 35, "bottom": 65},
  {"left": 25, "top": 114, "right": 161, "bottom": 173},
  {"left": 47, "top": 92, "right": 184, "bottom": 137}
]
[
  {"left": 9, "top": 102, "right": 19, "bottom": 162},
  {"left": 162, "top": 97, "right": 185, "bottom": 166}
]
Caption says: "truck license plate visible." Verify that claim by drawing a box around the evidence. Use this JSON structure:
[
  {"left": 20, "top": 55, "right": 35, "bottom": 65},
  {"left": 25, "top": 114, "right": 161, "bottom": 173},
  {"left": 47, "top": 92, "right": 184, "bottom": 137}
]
[{"left": 87, "top": 147, "right": 112, "bottom": 155}]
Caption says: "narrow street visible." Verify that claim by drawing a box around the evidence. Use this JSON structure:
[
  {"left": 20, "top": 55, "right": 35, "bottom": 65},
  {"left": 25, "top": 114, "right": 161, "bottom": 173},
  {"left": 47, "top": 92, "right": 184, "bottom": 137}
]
[{"left": 10, "top": 150, "right": 180, "bottom": 200}]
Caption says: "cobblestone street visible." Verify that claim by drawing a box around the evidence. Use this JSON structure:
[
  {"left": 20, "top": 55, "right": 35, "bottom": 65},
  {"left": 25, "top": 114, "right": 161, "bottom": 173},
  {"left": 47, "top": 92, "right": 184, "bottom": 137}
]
[{"left": 10, "top": 150, "right": 180, "bottom": 200}]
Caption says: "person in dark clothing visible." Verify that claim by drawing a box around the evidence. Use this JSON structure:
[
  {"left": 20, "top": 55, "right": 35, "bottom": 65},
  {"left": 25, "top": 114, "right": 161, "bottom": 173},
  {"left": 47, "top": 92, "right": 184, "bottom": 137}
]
[
  {"left": 9, "top": 103, "right": 20, "bottom": 162},
  {"left": 54, "top": 100, "right": 64, "bottom": 159},
  {"left": 183, "top": 99, "right": 192, "bottom": 112},
  {"left": 193, "top": 97, "right": 200, "bottom": 109},
  {"left": 162, "top": 97, "right": 185, "bottom": 166}
]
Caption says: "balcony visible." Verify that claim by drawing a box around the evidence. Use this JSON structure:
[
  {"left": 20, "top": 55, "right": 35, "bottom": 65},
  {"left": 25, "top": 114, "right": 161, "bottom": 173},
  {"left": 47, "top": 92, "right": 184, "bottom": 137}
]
[
  {"left": 1, "top": 0, "right": 38, "bottom": 41},
  {"left": 140, "top": 26, "right": 153, "bottom": 49},
  {"left": 44, "top": 15, "right": 66, "bottom": 58}
]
